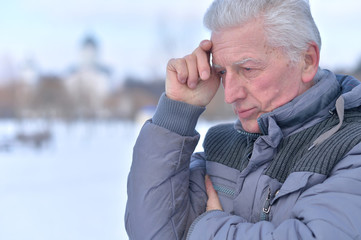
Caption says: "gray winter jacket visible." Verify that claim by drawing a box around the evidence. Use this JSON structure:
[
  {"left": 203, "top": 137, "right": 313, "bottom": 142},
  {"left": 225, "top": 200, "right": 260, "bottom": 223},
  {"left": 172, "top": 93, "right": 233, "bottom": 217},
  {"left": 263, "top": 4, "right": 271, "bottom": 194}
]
[{"left": 125, "top": 69, "right": 361, "bottom": 239}]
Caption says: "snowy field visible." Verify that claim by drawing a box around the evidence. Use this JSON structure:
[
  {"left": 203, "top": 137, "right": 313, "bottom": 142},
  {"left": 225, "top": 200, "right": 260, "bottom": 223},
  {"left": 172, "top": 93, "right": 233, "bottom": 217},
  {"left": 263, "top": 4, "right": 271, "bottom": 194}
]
[{"left": 0, "top": 119, "right": 212, "bottom": 240}]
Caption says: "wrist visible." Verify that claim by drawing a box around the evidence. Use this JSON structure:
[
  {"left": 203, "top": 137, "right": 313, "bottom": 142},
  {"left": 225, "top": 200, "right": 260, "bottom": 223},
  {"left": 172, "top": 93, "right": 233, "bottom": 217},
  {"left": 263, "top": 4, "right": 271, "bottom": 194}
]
[{"left": 152, "top": 93, "right": 205, "bottom": 136}]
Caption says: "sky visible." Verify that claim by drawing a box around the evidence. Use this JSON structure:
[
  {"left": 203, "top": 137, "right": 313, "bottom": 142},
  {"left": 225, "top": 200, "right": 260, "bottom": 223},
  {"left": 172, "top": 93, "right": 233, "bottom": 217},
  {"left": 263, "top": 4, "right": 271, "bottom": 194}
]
[{"left": 0, "top": 0, "right": 361, "bottom": 83}]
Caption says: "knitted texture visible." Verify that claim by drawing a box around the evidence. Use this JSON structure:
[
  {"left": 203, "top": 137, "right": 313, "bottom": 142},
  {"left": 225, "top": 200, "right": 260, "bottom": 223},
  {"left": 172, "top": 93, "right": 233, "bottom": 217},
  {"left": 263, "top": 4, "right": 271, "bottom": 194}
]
[
  {"left": 203, "top": 124, "right": 255, "bottom": 172},
  {"left": 266, "top": 110, "right": 361, "bottom": 182},
  {"left": 152, "top": 93, "right": 205, "bottom": 136},
  {"left": 204, "top": 110, "right": 361, "bottom": 183}
]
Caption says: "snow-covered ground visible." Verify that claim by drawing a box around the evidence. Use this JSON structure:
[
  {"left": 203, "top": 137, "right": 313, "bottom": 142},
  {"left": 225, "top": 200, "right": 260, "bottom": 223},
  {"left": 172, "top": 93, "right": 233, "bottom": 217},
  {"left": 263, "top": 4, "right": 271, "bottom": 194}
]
[{"left": 0, "top": 119, "right": 213, "bottom": 240}]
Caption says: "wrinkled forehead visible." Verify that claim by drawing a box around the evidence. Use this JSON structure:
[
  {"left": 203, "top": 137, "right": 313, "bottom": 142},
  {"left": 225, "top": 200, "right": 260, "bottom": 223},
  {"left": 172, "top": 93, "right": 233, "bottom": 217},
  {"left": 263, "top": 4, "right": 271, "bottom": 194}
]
[{"left": 209, "top": 22, "right": 270, "bottom": 66}]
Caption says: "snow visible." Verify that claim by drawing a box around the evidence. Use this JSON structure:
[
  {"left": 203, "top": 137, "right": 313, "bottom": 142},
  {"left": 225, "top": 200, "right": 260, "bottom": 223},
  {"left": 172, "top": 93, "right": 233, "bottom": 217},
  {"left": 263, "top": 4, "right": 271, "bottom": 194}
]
[
  {"left": 0, "top": 119, "right": 213, "bottom": 240},
  {"left": 0, "top": 121, "right": 136, "bottom": 240}
]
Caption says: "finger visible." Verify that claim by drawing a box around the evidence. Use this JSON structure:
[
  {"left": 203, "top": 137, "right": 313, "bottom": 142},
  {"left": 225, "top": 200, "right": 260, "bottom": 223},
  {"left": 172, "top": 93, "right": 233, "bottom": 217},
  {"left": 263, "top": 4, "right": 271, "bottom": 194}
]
[
  {"left": 199, "top": 39, "right": 212, "bottom": 65},
  {"left": 167, "top": 58, "right": 189, "bottom": 84},
  {"left": 205, "top": 175, "right": 223, "bottom": 211},
  {"left": 205, "top": 175, "right": 217, "bottom": 199},
  {"left": 194, "top": 42, "right": 212, "bottom": 81},
  {"left": 184, "top": 54, "right": 199, "bottom": 89},
  {"left": 199, "top": 39, "right": 212, "bottom": 52}
]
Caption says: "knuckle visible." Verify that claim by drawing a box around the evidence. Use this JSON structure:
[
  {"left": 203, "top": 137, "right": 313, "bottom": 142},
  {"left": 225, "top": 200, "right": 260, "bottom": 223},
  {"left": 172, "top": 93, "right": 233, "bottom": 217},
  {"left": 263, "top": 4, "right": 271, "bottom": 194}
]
[
  {"left": 168, "top": 57, "right": 183, "bottom": 66},
  {"left": 168, "top": 58, "right": 186, "bottom": 72},
  {"left": 167, "top": 58, "right": 177, "bottom": 65},
  {"left": 184, "top": 54, "right": 195, "bottom": 62}
]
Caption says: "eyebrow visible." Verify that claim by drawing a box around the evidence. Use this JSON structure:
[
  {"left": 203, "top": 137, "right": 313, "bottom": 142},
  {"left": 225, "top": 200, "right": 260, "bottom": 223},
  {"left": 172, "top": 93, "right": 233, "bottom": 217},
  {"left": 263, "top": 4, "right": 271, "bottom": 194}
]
[
  {"left": 212, "top": 58, "right": 260, "bottom": 69},
  {"left": 233, "top": 58, "right": 260, "bottom": 66}
]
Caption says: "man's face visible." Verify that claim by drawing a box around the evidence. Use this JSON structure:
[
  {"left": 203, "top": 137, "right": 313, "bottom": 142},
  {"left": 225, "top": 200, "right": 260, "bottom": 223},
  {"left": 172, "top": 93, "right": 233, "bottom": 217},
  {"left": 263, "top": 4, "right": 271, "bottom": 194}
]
[{"left": 211, "top": 19, "right": 312, "bottom": 133}]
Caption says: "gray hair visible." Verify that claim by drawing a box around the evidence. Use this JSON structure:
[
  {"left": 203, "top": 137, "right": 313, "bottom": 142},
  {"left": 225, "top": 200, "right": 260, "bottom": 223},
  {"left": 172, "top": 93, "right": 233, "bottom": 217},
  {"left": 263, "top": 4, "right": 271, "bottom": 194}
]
[{"left": 204, "top": 0, "right": 321, "bottom": 63}]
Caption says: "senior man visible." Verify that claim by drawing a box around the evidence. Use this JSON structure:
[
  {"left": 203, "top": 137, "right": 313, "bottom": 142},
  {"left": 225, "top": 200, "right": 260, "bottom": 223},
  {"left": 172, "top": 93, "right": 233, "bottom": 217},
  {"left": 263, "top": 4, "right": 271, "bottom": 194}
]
[{"left": 126, "top": 0, "right": 361, "bottom": 239}]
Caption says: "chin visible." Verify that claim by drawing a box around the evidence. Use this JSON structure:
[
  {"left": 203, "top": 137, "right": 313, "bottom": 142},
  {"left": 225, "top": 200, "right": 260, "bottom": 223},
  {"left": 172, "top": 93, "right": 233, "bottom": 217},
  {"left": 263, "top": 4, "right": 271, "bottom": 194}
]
[{"left": 240, "top": 122, "right": 261, "bottom": 134}]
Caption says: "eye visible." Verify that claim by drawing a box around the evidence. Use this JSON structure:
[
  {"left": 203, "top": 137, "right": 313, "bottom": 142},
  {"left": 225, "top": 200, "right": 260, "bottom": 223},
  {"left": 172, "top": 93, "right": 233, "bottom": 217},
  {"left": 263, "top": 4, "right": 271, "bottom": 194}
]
[
  {"left": 218, "top": 70, "right": 226, "bottom": 75},
  {"left": 241, "top": 67, "right": 261, "bottom": 78},
  {"left": 216, "top": 70, "right": 226, "bottom": 85}
]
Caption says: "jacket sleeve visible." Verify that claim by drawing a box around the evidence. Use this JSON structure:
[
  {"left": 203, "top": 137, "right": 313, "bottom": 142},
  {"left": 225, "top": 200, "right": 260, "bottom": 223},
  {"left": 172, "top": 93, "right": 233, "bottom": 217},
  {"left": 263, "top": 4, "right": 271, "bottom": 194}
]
[
  {"left": 125, "top": 93, "right": 208, "bottom": 240},
  {"left": 187, "top": 142, "right": 361, "bottom": 240}
]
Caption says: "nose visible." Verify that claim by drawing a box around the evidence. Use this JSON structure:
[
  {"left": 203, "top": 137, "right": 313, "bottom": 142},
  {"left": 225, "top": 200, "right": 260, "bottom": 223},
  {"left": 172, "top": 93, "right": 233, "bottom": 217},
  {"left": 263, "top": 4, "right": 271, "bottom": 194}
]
[{"left": 223, "top": 72, "right": 247, "bottom": 104}]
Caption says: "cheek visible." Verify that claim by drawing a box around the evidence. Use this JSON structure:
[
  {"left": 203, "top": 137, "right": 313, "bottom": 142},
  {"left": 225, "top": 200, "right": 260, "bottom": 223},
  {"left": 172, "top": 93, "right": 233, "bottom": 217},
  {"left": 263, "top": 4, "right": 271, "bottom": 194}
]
[
  {"left": 253, "top": 59, "right": 302, "bottom": 110},
  {"left": 252, "top": 78, "right": 280, "bottom": 99},
  {"left": 252, "top": 75, "right": 292, "bottom": 110}
]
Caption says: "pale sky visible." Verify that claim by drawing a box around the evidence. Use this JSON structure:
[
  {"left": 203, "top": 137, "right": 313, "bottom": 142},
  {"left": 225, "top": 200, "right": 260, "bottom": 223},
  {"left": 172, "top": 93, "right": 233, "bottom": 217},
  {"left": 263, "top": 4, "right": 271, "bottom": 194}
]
[{"left": 0, "top": 0, "right": 361, "bottom": 82}]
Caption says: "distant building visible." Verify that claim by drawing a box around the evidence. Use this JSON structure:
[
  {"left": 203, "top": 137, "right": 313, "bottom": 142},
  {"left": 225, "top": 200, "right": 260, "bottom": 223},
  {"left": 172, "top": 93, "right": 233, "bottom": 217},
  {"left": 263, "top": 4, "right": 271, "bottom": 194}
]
[
  {"left": 65, "top": 34, "right": 112, "bottom": 117},
  {"left": 0, "top": 55, "right": 17, "bottom": 86},
  {"left": 19, "top": 58, "right": 39, "bottom": 86}
]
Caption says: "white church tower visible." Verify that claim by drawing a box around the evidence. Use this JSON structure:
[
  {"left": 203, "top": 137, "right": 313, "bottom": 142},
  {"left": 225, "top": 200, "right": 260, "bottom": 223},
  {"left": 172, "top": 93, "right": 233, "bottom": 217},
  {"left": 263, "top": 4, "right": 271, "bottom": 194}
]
[{"left": 66, "top": 34, "right": 111, "bottom": 117}]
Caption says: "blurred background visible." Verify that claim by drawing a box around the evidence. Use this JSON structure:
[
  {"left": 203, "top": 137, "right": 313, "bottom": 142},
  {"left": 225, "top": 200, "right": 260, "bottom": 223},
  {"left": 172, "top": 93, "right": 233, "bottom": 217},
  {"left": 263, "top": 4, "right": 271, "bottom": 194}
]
[{"left": 0, "top": 0, "right": 360, "bottom": 239}]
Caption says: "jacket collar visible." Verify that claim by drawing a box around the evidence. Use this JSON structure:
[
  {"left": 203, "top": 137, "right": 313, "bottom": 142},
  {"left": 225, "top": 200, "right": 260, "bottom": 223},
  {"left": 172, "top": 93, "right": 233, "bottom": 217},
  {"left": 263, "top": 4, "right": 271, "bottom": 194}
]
[
  {"left": 258, "top": 69, "right": 341, "bottom": 136},
  {"left": 234, "top": 69, "right": 343, "bottom": 141}
]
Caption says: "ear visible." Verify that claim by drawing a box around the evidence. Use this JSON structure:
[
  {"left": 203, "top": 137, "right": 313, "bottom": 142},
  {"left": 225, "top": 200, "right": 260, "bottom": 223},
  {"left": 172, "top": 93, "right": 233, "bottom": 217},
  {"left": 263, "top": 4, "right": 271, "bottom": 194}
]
[{"left": 301, "top": 42, "right": 320, "bottom": 83}]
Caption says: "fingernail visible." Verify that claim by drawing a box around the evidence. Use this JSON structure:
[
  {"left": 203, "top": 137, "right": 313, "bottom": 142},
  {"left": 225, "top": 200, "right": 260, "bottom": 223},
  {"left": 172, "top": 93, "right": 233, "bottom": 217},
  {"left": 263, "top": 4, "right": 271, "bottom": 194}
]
[
  {"left": 178, "top": 74, "right": 186, "bottom": 83},
  {"left": 189, "top": 82, "right": 197, "bottom": 89},
  {"left": 201, "top": 71, "right": 209, "bottom": 80},
  {"left": 200, "top": 40, "right": 207, "bottom": 46},
  {"left": 200, "top": 40, "right": 210, "bottom": 47}
]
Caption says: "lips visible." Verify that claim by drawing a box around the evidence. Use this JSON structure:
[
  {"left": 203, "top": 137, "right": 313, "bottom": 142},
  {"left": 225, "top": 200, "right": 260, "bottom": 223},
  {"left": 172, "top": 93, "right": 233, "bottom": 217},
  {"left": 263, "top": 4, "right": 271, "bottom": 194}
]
[{"left": 236, "top": 107, "right": 257, "bottom": 119}]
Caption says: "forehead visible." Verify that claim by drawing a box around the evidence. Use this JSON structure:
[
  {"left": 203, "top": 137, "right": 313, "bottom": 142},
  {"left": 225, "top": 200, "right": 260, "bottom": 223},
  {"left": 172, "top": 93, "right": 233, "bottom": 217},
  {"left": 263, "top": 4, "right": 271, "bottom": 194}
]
[{"left": 210, "top": 20, "right": 270, "bottom": 66}]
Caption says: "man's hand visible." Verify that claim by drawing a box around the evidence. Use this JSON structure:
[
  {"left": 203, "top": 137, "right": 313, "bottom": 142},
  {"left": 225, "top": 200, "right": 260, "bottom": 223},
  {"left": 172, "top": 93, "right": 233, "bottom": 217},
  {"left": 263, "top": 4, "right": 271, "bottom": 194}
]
[
  {"left": 166, "top": 40, "right": 220, "bottom": 107},
  {"left": 205, "top": 175, "right": 223, "bottom": 211}
]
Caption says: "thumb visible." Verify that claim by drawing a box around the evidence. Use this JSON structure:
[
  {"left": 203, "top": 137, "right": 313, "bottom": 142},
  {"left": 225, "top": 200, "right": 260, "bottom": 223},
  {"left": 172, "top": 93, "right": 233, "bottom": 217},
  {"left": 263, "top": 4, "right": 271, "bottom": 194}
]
[{"left": 205, "top": 175, "right": 223, "bottom": 211}]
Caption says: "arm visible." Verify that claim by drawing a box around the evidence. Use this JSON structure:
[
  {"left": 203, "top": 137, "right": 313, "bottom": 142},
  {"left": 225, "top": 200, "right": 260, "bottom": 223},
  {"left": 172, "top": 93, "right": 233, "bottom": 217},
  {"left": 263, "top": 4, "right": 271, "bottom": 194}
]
[
  {"left": 125, "top": 94, "right": 207, "bottom": 239},
  {"left": 187, "top": 143, "right": 361, "bottom": 239},
  {"left": 126, "top": 40, "right": 221, "bottom": 239}
]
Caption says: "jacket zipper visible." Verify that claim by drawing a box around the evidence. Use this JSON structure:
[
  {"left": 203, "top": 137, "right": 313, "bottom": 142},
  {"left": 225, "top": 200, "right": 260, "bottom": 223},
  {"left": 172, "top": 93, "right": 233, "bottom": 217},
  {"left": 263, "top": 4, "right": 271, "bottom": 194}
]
[
  {"left": 260, "top": 187, "right": 272, "bottom": 221},
  {"left": 213, "top": 184, "right": 235, "bottom": 198}
]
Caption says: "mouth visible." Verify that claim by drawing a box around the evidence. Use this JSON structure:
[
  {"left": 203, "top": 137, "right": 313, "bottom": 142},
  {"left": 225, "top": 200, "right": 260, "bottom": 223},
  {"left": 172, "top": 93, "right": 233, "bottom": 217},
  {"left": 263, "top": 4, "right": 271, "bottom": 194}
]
[{"left": 236, "top": 108, "right": 256, "bottom": 119}]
